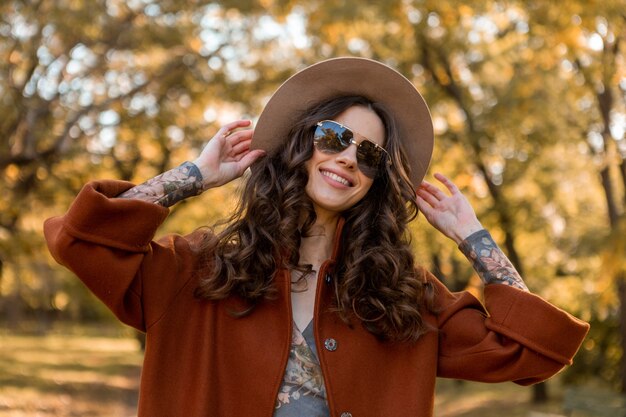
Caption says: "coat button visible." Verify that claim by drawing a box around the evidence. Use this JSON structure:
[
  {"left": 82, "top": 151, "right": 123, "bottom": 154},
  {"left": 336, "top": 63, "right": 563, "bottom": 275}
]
[
  {"left": 324, "top": 338, "right": 337, "bottom": 351},
  {"left": 340, "top": 413, "right": 352, "bottom": 417},
  {"left": 325, "top": 273, "right": 332, "bottom": 284}
]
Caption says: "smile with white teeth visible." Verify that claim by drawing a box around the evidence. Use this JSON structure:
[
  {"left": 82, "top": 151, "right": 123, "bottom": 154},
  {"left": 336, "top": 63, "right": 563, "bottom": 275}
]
[{"left": 321, "top": 170, "right": 352, "bottom": 186}]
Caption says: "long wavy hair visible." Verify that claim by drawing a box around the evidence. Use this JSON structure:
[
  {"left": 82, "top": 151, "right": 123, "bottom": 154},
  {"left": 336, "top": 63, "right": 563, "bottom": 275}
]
[{"left": 194, "top": 95, "right": 436, "bottom": 342}]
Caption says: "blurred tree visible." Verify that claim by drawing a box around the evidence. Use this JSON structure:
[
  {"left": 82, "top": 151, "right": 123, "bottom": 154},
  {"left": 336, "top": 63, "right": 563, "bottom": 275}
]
[
  {"left": 0, "top": 0, "right": 305, "bottom": 324},
  {"left": 511, "top": 0, "right": 626, "bottom": 391}
]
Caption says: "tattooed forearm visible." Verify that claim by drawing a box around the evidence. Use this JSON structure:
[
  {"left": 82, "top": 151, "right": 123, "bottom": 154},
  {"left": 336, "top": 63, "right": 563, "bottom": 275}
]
[
  {"left": 458, "top": 229, "right": 529, "bottom": 291},
  {"left": 117, "top": 161, "right": 204, "bottom": 207}
]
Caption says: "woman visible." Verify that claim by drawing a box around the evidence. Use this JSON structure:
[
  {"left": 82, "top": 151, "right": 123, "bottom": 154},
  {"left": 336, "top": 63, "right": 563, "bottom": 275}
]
[{"left": 45, "top": 58, "right": 589, "bottom": 417}]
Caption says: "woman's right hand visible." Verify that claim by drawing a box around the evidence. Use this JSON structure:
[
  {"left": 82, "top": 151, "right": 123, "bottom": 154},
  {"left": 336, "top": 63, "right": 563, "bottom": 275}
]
[{"left": 193, "top": 120, "right": 266, "bottom": 190}]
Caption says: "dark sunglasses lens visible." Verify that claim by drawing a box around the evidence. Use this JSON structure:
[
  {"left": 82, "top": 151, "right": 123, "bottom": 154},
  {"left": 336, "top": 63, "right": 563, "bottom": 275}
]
[
  {"left": 357, "top": 141, "right": 383, "bottom": 178},
  {"left": 314, "top": 122, "right": 351, "bottom": 153}
]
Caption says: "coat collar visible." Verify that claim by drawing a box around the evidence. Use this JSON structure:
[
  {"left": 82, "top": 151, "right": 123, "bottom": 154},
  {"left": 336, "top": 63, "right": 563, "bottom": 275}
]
[{"left": 328, "top": 216, "right": 345, "bottom": 266}]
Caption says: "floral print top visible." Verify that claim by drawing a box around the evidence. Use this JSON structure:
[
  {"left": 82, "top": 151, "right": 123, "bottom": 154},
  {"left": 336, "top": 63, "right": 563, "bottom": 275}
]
[{"left": 274, "top": 320, "right": 330, "bottom": 416}]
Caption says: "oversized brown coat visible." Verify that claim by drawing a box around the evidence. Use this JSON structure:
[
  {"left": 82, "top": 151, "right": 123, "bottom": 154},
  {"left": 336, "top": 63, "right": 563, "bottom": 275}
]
[{"left": 44, "top": 180, "right": 590, "bottom": 417}]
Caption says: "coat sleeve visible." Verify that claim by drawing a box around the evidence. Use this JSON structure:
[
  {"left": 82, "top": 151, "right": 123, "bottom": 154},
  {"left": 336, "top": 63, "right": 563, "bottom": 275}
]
[
  {"left": 44, "top": 180, "right": 202, "bottom": 331},
  {"left": 432, "top": 273, "right": 590, "bottom": 385}
]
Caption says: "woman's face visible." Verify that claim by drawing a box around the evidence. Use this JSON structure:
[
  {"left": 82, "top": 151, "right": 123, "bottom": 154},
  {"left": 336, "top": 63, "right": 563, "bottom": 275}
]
[{"left": 305, "top": 105, "right": 386, "bottom": 218}]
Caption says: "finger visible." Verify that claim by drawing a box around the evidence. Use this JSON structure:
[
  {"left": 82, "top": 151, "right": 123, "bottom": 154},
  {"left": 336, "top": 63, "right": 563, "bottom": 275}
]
[
  {"left": 215, "top": 120, "right": 252, "bottom": 140},
  {"left": 231, "top": 138, "right": 252, "bottom": 156},
  {"left": 434, "top": 172, "right": 460, "bottom": 194},
  {"left": 223, "top": 119, "right": 252, "bottom": 131},
  {"left": 225, "top": 129, "right": 254, "bottom": 147},
  {"left": 415, "top": 194, "right": 436, "bottom": 219},
  {"left": 237, "top": 149, "right": 266, "bottom": 171},
  {"left": 419, "top": 180, "right": 448, "bottom": 200},
  {"left": 416, "top": 187, "right": 439, "bottom": 207}
]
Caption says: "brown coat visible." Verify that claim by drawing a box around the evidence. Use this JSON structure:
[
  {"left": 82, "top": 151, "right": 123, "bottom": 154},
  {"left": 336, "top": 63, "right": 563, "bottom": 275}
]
[{"left": 44, "top": 180, "right": 589, "bottom": 417}]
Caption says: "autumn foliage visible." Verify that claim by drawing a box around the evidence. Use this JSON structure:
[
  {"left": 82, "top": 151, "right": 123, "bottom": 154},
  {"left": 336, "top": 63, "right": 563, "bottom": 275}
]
[{"left": 1, "top": 0, "right": 624, "bottom": 392}]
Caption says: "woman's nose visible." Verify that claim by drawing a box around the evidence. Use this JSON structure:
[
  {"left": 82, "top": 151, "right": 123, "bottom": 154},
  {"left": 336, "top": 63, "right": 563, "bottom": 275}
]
[{"left": 334, "top": 143, "right": 358, "bottom": 170}]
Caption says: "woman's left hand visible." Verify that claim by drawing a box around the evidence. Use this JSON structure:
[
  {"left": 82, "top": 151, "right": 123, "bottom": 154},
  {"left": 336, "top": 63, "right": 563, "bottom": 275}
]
[{"left": 416, "top": 173, "right": 484, "bottom": 244}]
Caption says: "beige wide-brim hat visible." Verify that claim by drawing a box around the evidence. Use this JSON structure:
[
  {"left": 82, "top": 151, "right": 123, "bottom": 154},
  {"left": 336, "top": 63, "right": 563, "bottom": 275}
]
[{"left": 251, "top": 57, "right": 434, "bottom": 186}]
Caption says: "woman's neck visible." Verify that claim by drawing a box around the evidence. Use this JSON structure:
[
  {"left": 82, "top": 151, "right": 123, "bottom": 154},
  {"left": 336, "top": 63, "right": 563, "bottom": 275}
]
[{"left": 298, "top": 212, "right": 338, "bottom": 267}]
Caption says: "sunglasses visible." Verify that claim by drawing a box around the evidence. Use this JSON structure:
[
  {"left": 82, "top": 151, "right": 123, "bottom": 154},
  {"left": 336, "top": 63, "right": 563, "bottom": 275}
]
[{"left": 313, "top": 120, "right": 391, "bottom": 178}]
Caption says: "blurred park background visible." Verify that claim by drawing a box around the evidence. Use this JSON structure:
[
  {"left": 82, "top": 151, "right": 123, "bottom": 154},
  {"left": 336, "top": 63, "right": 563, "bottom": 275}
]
[{"left": 0, "top": 0, "right": 625, "bottom": 415}]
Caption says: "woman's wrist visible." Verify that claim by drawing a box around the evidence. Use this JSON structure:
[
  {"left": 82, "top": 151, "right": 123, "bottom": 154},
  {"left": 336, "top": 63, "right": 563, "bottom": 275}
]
[
  {"left": 450, "top": 221, "right": 484, "bottom": 245},
  {"left": 117, "top": 161, "right": 204, "bottom": 207},
  {"left": 458, "top": 229, "right": 529, "bottom": 291},
  {"left": 191, "top": 158, "right": 220, "bottom": 190}
]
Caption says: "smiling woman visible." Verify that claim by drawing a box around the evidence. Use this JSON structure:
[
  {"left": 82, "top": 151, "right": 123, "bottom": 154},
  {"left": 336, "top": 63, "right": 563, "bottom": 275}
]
[
  {"left": 44, "top": 57, "right": 589, "bottom": 417},
  {"left": 305, "top": 106, "right": 382, "bottom": 218}
]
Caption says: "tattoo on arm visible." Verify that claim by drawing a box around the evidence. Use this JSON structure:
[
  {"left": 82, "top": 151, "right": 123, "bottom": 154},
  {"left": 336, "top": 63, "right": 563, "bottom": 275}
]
[
  {"left": 117, "top": 162, "right": 204, "bottom": 207},
  {"left": 458, "top": 229, "right": 529, "bottom": 291}
]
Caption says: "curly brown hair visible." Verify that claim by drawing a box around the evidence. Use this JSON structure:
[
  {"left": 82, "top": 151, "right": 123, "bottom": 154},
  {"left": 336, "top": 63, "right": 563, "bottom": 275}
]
[{"left": 194, "top": 95, "right": 435, "bottom": 342}]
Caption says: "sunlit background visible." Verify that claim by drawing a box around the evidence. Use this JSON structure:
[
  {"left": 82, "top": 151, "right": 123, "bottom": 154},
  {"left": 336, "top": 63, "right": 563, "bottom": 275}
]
[{"left": 1, "top": 0, "right": 625, "bottom": 415}]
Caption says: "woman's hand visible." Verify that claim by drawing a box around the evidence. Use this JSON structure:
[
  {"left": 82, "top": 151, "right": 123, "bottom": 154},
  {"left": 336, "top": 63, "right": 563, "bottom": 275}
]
[
  {"left": 416, "top": 173, "right": 484, "bottom": 245},
  {"left": 193, "top": 120, "right": 266, "bottom": 190}
]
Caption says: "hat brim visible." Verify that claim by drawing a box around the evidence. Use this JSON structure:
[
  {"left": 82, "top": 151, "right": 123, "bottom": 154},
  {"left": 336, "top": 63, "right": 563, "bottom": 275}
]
[{"left": 251, "top": 57, "right": 434, "bottom": 186}]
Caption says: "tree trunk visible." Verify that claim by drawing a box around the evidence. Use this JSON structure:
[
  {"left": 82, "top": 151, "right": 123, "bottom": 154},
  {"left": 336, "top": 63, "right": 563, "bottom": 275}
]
[
  {"left": 532, "top": 381, "right": 549, "bottom": 403},
  {"left": 600, "top": 166, "right": 620, "bottom": 227},
  {"left": 4, "top": 263, "right": 24, "bottom": 329},
  {"left": 620, "top": 159, "right": 626, "bottom": 206},
  {"left": 619, "top": 275, "right": 626, "bottom": 394}
]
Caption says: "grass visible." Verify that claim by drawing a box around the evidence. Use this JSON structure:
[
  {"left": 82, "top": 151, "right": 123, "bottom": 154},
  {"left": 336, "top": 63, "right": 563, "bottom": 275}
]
[
  {"left": 434, "top": 379, "right": 565, "bottom": 417},
  {"left": 0, "top": 324, "right": 571, "bottom": 416},
  {"left": 0, "top": 325, "right": 142, "bottom": 417}
]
